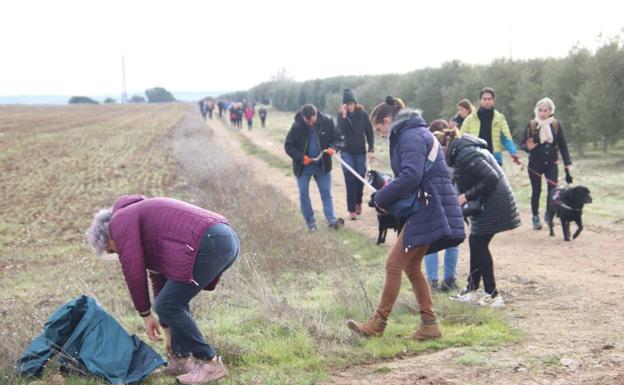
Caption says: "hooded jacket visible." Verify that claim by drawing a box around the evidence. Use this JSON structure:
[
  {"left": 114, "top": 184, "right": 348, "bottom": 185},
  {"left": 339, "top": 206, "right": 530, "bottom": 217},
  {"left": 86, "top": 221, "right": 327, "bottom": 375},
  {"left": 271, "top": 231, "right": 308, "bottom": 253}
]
[
  {"left": 374, "top": 110, "right": 465, "bottom": 253},
  {"left": 109, "top": 195, "right": 229, "bottom": 313},
  {"left": 284, "top": 111, "right": 342, "bottom": 176},
  {"left": 447, "top": 135, "right": 521, "bottom": 235}
]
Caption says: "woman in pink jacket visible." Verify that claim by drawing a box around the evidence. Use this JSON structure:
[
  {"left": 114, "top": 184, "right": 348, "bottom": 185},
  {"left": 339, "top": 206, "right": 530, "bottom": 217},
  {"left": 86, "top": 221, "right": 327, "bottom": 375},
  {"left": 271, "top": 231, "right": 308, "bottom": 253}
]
[
  {"left": 244, "top": 105, "right": 255, "bottom": 130},
  {"left": 87, "top": 195, "right": 239, "bottom": 384}
]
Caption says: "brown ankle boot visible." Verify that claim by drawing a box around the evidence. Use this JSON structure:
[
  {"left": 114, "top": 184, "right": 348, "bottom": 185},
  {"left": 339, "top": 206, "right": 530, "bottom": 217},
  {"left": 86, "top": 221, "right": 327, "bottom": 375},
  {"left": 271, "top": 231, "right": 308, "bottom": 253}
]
[
  {"left": 412, "top": 322, "right": 442, "bottom": 341},
  {"left": 346, "top": 316, "right": 387, "bottom": 337}
]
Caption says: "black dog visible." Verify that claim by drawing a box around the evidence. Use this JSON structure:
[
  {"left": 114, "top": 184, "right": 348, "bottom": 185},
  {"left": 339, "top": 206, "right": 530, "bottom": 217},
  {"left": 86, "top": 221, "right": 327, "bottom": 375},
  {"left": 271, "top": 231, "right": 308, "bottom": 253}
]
[
  {"left": 367, "top": 170, "right": 404, "bottom": 245},
  {"left": 547, "top": 185, "right": 592, "bottom": 241}
]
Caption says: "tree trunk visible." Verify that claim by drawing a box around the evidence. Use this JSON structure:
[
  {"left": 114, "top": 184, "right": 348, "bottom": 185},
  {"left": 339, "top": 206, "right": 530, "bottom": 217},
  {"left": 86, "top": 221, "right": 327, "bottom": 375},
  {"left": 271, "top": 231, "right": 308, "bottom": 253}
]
[{"left": 576, "top": 140, "right": 584, "bottom": 156}]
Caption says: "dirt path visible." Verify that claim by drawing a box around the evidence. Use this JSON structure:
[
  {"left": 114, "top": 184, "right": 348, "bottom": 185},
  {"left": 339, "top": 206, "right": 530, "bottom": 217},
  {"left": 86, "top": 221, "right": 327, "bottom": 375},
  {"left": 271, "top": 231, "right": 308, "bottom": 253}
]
[
  {"left": 219, "top": 117, "right": 396, "bottom": 244},
  {"left": 205, "top": 116, "right": 624, "bottom": 384}
]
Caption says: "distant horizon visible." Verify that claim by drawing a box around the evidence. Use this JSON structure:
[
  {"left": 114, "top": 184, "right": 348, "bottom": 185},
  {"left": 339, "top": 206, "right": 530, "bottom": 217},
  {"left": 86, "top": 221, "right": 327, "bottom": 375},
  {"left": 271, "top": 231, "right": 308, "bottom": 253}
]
[{"left": 0, "top": 90, "right": 232, "bottom": 105}]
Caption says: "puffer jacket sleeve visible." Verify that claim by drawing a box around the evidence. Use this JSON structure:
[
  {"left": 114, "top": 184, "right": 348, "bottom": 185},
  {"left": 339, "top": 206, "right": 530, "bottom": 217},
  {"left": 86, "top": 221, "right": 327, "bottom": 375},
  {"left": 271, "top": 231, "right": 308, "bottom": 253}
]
[
  {"left": 375, "top": 131, "right": 427, "bottom": 209},
  {"left": 499, "top": 116, "right": 517, "bottom": 155},
  {"left": 110, "top": 213, "right": 151, "bottom": 314},
  {"left": 462, "top": 152, "right": 500, "bottom": 201}
]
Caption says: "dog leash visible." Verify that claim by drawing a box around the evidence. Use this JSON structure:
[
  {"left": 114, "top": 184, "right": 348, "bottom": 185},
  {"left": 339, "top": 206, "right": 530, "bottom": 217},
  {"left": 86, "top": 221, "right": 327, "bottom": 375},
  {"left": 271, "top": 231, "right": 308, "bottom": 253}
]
[
  {"left": 517, "top": 159, "right": 581, "bottom": 211},
  {"left": 517, "top": 159, "right": 560, "bottom": 188},
  {"left": 309, "top": 150, "right": 378, "bottom": 192}
]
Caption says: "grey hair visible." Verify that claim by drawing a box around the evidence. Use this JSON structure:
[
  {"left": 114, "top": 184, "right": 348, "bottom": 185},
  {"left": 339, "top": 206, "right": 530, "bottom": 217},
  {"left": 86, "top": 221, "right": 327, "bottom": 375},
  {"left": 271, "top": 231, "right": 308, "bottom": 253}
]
[
  {"left": 87, "top": 208, "right": 113, "bottom": 255},
  {"left": 535, "top": 97, "right": 556, "bottom": 118}
]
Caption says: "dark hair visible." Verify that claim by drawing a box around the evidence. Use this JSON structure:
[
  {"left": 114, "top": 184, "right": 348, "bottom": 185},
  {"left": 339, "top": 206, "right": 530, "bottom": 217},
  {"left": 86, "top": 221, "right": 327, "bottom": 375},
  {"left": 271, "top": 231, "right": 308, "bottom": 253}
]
[
  {"left": 370, "top": 96, "right": 406, "bottom": 125},
  {"left": 479, "top": 87, "right": 496, "bottom": 100},
  {"left": 429, "top": 119, "right": 449, "bottom": 133},
  {"left": 300, "top": 104, "right": 317, "bottom": 120}
]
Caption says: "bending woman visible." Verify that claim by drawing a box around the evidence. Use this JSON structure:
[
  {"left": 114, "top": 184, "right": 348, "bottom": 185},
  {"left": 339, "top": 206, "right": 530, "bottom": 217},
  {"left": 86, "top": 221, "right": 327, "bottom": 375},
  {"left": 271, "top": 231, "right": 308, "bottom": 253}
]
[
  {"left": 346, "top": 97, "right": 465, "bottom": 340},
  {"left": 87, "top": 195, "right": 239, "bottom": 385},
  {"left": 447, "top": 134, "right": 521, "bottom": 307}
]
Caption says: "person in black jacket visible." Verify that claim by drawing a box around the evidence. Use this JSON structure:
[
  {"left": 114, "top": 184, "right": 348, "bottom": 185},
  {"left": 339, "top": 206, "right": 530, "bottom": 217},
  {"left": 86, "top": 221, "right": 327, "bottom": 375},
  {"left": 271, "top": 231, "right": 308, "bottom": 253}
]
[
  {"left": 258, "top": 106, "right": 268, "bottom": 128},
  {"left": 447, "top": 134, "right": 521, "bottom": 308},
  {"left": 520, "top": 97, "right": 573, "bottom": 230},
  {"left": 284, "top": 104, "right": 344, "bottom": 231},
  {"left": 337, "top": 89, "right": 375, "bottom": 220}
]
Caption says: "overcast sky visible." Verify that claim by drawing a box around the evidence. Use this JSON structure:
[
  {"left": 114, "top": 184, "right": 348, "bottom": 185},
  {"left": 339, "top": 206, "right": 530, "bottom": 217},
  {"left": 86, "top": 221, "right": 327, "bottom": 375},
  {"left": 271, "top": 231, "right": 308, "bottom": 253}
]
[{"left": 1, "top": 0, "right": 622, "bottom": 96}]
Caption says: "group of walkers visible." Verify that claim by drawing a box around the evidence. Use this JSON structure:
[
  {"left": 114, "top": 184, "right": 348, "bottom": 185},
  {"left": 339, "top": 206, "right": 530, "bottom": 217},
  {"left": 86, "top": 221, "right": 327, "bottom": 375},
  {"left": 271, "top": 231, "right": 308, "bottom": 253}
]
[
  {"left": 283, "top": 86, "right": 574, "bottom": 318},
  {"left": 228, "top": 102, "right": 268, "bottom": 130},
  {"left": 85, "top": 86, "right": 574, "bottom": 383},
  {"left": 198, "top": 99, "right": 215, "bottom": 120},
  {"left": 199, "top": 99, "right": 268, "bottom": 130}
]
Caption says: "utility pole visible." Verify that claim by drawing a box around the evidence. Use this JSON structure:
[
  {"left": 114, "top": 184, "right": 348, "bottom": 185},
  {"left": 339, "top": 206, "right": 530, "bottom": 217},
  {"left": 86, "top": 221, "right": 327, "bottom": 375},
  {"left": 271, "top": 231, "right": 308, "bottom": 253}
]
[
  {"left": 121, "top": 55, "right": 128, "bottom": 104},
  {"left": 509, "top": 24, "right": 513, "bottom": 61}
]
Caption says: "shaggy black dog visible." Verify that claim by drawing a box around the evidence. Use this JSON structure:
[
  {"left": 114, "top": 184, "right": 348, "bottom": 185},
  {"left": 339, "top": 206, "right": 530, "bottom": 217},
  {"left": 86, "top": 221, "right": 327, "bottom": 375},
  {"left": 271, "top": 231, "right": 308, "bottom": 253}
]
[
  {"left": 547, "top": 185, "right": 592, "bottom": 241},
  {"left": 367, "top": 170, "right": 404, "bottom": 245}
]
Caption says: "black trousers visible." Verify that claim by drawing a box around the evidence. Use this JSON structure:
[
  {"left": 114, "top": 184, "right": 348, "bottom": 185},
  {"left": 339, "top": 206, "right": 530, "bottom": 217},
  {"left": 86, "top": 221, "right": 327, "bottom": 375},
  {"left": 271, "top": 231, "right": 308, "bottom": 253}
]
[
  {"left": 467, "top": 233, "right": 497, "bottom": 296},
  {"left": 528, "top": 160, "right": 558, "bottom": 216}
]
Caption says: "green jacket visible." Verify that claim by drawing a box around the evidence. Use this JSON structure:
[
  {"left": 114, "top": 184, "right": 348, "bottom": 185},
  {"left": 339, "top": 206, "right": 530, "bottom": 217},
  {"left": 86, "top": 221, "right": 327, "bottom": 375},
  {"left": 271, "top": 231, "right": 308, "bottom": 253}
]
[{"left": 461, "top": 109, "right": 517, "bottom": 164}]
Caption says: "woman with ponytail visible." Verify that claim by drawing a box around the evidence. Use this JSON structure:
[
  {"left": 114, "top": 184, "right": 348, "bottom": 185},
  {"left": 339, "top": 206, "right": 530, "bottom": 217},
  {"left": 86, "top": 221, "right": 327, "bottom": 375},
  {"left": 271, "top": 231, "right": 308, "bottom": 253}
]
[{"left": 346, "top": 97, "right": 465, "bottom": 340}]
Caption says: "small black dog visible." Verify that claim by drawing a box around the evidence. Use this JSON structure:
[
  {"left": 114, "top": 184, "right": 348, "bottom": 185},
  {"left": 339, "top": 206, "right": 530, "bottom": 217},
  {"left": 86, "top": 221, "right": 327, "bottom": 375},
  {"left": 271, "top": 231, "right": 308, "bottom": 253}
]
[
  {"left": 367, "top": 170, "right": 404, "bottom": 245},
  {"left": 547, "top": 185, "right": 592, "bottom": 241}
]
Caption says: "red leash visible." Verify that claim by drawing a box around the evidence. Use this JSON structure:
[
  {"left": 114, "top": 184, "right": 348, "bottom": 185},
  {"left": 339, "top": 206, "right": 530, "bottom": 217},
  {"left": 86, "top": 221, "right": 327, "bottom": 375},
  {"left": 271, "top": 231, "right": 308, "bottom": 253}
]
[{"left": 517, "top": 160, "right": 559, "bottom": 188}]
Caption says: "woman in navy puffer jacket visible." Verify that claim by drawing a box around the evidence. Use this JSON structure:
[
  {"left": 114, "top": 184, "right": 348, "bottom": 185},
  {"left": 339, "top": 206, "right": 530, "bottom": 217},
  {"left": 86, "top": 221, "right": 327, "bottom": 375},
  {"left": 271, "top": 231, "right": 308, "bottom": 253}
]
[{"left": 347, "top": 97, "right": 465, "bottom": 341}]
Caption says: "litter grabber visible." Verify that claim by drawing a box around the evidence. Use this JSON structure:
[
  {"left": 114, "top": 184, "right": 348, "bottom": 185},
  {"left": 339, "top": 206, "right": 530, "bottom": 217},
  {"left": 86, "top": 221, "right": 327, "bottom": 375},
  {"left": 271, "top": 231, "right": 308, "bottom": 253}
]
[{"left": 312, "top": 149, "right": 378, "bottom": 192}]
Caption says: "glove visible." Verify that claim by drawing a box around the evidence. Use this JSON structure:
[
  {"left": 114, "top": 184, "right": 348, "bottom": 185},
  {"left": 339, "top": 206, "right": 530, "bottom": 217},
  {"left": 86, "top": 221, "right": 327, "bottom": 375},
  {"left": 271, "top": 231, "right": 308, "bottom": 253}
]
[
  {"left": 325, "top": 147, "right": 336, "bottom": 156},
  {"left": 303, "top": 155, "right": 313, "bottom": 166},
  {"left": 565, "top": 169, "right": 573, "bottom": 185},
  {"left": 511, "top": 154, "right": 521, "bottom": 165}
]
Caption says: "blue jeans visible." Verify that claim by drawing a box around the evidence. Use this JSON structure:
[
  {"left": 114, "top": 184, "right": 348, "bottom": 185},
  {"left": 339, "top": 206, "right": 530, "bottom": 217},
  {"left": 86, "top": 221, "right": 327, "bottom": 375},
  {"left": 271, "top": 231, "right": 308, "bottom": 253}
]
[
  {"left": 424, "top": 247, "right": 459, "bottom": 281},
  {"left": 296, "top": 171, "right": 336, "bottom": 227},
  {"left": 154, "top": 224, "right": 240, "bottom": 360},
  {"left": 340, "top": 152, "right": 367, "bottom": 213}
]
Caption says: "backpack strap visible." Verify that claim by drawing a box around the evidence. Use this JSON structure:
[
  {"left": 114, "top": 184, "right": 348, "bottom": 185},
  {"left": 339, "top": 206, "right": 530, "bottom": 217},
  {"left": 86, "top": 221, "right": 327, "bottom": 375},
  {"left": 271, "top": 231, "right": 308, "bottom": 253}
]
[
  {"left": 528, "top": 120, "right": 538, "bottom": 139},
  {"left": 550, "top": 119, "right": 559, "bottom": 136}
]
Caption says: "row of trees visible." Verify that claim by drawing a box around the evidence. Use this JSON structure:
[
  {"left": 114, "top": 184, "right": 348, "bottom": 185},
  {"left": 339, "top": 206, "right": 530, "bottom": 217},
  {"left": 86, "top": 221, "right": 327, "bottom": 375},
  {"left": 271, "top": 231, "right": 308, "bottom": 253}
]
[
  {"left": 68, "top": 87, "right": 176, "bottom": 105},
  {"left": 224, "top": 38, "right": 624, "bottom": 154}
]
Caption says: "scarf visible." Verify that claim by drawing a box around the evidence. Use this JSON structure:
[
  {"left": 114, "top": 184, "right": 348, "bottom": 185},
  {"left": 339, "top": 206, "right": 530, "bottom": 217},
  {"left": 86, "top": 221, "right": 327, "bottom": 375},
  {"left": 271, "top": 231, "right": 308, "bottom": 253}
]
[{"left": 535, "top": 116, "right": 555, "bottom": 144}]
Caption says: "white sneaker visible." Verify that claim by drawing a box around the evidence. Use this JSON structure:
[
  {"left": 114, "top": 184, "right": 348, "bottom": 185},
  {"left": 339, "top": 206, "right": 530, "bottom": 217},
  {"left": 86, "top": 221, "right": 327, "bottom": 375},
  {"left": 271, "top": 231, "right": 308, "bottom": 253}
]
[
  {"left": 450, "top": 289, "right": 482, "bottom": 304},
  {"left": 478, "top": 293, "right": 505, "bottom": 308}
]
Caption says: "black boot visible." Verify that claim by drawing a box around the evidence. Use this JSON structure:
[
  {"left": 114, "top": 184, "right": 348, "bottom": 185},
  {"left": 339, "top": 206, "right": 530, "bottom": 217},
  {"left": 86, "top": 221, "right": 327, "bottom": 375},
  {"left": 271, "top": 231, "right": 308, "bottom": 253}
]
[{"left": 440, "top": 278, "right": 458, "bottom": 292}]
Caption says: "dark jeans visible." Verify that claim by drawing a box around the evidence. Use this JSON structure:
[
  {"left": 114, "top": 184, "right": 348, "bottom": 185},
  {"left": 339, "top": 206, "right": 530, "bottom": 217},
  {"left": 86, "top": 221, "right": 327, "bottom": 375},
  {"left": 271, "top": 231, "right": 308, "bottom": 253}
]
[
  {"left": 247, "top": 119, "right": 253, "bottom": 130},
  {"left": 467, "top": 233, "right": 497, "bottom": 296},
  {"left": 154, "top": 224, "right": 240, "bottom": 360},
  {"left": 529, "top": 160, "right": 558, "bottom": 216},
  {"left": 341, "top": 152, "right": 367, "bottom": 213}
]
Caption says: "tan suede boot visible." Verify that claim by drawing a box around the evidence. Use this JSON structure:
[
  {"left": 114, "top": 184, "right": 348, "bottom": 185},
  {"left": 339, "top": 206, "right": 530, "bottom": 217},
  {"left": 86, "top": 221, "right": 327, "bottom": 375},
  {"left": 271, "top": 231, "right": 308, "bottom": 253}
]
[
  {"left": 412, "top": 321, "right": 442, "bottom": 341},
  {"left": 346, "top": 316, "right": 387, "bottom": 337}
]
